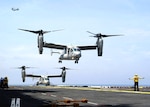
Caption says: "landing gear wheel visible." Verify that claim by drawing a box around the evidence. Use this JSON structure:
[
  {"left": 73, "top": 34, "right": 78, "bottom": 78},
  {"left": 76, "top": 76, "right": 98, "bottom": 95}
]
[
  {"left": 75, "top": 60, "right": 78, "bottom": 64},
  {"left": 59, "top": 60, "right": 62, "bottom": 63}
]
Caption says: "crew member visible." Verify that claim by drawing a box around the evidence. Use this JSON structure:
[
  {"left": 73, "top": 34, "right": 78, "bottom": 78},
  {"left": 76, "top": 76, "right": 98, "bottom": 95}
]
[
  {"left": 3, "top": 77, "right": 8, "bottom": 88},
  {"left": 0, "top": 77, "right": 3, "bottom": 88},
  {"left": 129, "top": 74, "right": 144, "bottom": 91}
]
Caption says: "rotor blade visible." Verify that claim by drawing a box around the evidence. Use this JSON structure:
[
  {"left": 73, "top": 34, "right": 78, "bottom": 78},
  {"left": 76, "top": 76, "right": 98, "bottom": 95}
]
[
  {"left": 60, "top": 67, "right": 71, "bottom": 70},
  {"left": 64, "top": 68, "right": 72, "bottom": 70},
  {"left": 12, "top": 66, "right": 37, "bottom": 69},
  {"left": 43, "top": 31, "right": 51, "bottom": 34},
  {"left": 43, "top": 29, "right": 64, "bottom": 34},
  {"left": 89, "top": 35, "right": 97, "bottom": 37},
  {"left": 87, "top": 31, "right": 96, "bottom": 35},
  {"left": 18, "top": 29, "right": 40, "bottom": 34},
  {"left": 87, "top": 31, "right": 123, "bottom": 37},
  {"left": 55, "top": 67, "right": 74, "bottom": 70},
  {"left": 12, "top": 67, "right": 22, "bottom": 69},
  {"left": 25, "top": 67, "right": 37, "bottom": 68},
  {"left": 51, "top": 29, "right": 64, "bottom": 32},
  {"left": 100, "top": 34, "right": 123, "bottom": 37},
  {"left": 25, "top": 67, "right": 33, "bottom": 69},
  {"left": 19, "top": 28, "right": 63, "bottom": 35}
]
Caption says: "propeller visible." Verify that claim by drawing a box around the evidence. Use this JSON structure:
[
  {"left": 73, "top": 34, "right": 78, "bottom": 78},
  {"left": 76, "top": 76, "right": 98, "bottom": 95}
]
[
  {"left": 19, "top": 28, "right": 63, "bottom": 54},
  {"left": 14, "top": 66, "right": 36, "bottom": 70},
  {"left": 87, "top": 31, "right": 122, "bottom": 38},
  {"left": 55, "top": 66, "right": 76, "bottom": 83},
  {"left": 56, "top": 66, "right": 73, "bottom": 71},
  {"left": 87, "top": 31, "right": 123, "bottom": 56},
  {"left": 12, "top": 66, "right": 37, "bottom": 82},
  {"left": 18, "top": 29, "right": 63, "bottom": 36}
]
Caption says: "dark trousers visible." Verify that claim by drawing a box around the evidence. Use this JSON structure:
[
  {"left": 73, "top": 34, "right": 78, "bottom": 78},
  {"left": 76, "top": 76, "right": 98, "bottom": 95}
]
[{"left": 134, "top": 82, "right": 139, "bottom": 91}]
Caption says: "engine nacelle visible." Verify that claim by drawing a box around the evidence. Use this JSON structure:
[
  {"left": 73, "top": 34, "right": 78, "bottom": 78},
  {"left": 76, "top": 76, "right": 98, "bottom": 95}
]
[
  {"left": 38, "top": 35, "right": 43, "bottom": 54},
  {"left": 62, "top": 71, "right": 66, "bottom": 82},
  {"left": 97, "top": 39, "right": 103, "bottom": 56},
  {"left": 22, "top": 71, "right": 26, "bottom": 82}
]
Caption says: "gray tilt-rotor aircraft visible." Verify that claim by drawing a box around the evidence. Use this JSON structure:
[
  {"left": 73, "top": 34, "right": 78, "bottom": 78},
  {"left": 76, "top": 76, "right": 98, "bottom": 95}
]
[
  {"left": 12, "top": 8, "right": 19, "bottom": 11},
  {"left": 19, "top": 29, "right": 121, "bottom": 63},
  {"left": 15, "top": 66, "right": 68, "bottom": 84},
  {"left": 23, "top": 67, "right": 69, "bottom": 85}
]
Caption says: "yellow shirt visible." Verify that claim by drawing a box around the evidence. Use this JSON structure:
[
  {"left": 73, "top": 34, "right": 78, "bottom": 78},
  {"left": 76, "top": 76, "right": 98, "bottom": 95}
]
[
  {"left": 134, "top": 76, "right": 139, "bottom": 82},
  {"left": 3, "top": 78, "right": 8, "bottom": 84}
]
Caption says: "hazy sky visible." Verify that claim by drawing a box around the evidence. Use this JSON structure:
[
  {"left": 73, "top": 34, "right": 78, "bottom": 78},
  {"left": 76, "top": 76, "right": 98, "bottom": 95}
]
[{"left": 0, "top": 0, "right": 150, "bottom": 86}]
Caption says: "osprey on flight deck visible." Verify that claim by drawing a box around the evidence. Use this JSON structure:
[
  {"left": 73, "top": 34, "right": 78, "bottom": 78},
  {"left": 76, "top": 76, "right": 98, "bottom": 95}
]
[
  {"left": 25, "top": 67, "right": 71, "bottom": 86},
  {"left": 15, "top": 66, "right": 68, "bottom": 85},
  {"left": 19, "top": 29, "right": 121, "bottom": 63}
]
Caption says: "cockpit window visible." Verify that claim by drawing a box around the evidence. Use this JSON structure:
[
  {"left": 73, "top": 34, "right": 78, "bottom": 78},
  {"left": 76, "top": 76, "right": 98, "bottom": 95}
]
[
  {"left": 77, "top": 48, "right": 80, "bottom": 51},
  {"left": 45, "top": 78, "right": 49, "bottom": 80},
  {"left": 71, "top": 49, "right": 73, "bottom": 52},
  {"left": 64, "top": 48, "right": 67, "bottom": 53},
  {"left": 74, "top": 48, "right": 80, "bottom": 51}
]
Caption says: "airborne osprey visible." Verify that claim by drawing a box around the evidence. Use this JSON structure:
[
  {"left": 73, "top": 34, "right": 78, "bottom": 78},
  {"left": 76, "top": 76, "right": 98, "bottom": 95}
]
[
  {"left": 19, "top": 29, "right": 122, "bottom": 63},
  {"left": 12, "top": 8, "right": 19, "bottom": 11}
]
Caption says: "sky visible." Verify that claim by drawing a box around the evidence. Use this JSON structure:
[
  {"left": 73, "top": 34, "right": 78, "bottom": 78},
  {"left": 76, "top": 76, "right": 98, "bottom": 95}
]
[{"left": 0, "top": 0, "right": 150, "bottom": 86}]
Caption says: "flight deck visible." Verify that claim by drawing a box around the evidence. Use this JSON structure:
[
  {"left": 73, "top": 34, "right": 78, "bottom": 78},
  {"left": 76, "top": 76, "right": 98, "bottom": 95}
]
[{"left": 0, "top": 86, "right": 150, "bottom": 107}]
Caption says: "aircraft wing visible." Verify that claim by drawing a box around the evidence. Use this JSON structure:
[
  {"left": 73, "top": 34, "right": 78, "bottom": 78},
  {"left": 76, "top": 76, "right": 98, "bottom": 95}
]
[
  {"left": 44, "top": 42, "right": 66, "bottom": 50},
  {"left": 25, "top": 74, "right": 41, "bottom": 78},
  {"left": 78, "top": 45, "right": 97, "bottom": 50},
  {"left": 47, "top": 75, "right": 62, "bottom": 78}
]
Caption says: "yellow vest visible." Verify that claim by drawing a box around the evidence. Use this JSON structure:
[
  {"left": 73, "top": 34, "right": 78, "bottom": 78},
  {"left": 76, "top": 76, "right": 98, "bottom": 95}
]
[{"left": 134, "top": 76, "right": 139, "bottom": 82}]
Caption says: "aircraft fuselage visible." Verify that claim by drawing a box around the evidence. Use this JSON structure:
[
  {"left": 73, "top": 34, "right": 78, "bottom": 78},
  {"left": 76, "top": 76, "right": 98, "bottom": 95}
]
[
  {"left": 36, "top": 76, "right": 50, "bottom": 86},
  {"left": 59, "top": 46, "right": 81, "bottom": 63}
]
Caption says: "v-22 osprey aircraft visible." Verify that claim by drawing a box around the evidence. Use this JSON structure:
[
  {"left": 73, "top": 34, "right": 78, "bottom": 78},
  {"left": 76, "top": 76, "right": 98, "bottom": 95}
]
[
  {"left": 25, "top": 67, "right": 70, "bottom": 86},
  {"left": 12, "top": 8, "right": 19, "bottom": 11},
  {"left": 25, "top": 72, "right": 64, "bottom": 86},
  {"left": 19, "top": 29, "right": 121, "bottom": 63},
  {"left": 15, "top": 66, "right": 67, "bottom": 85}
]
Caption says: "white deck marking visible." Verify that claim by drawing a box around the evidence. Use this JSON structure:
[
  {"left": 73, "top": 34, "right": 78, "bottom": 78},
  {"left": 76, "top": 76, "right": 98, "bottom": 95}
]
[
  {"left": 51, "top": 94, "right": 57, "bottom": 97},
  {"left": 41, "top": 93, "right": 46, "bottom": 95},
  {"left": 10, "top": 98, "right": 20, "bottom": 107},
  {"left": 10, "top": 98, "right": 16, "bottom": 107},
  {"left": 88, "top": 101, "right": 98, "bottom": 105},
  {"left": 63, "top": 97, "right": 73, "bottom": 100},
  {"left": 15, "top": 98, "right": 20, "bottom": 107}
]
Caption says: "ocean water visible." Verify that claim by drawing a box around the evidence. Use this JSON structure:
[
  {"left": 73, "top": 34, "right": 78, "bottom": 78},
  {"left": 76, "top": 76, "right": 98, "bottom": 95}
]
[
  {"left": 9, "top": 83, "right": 150, "bottom": 87},
  {"left": 56, "top": 84, "right": 150, "bottom": 87}
]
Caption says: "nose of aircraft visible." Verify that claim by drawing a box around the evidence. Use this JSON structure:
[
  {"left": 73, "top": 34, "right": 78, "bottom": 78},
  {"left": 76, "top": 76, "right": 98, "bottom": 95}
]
[{"left": 75, "top": 51, "right": 81, "bottom": 58}]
